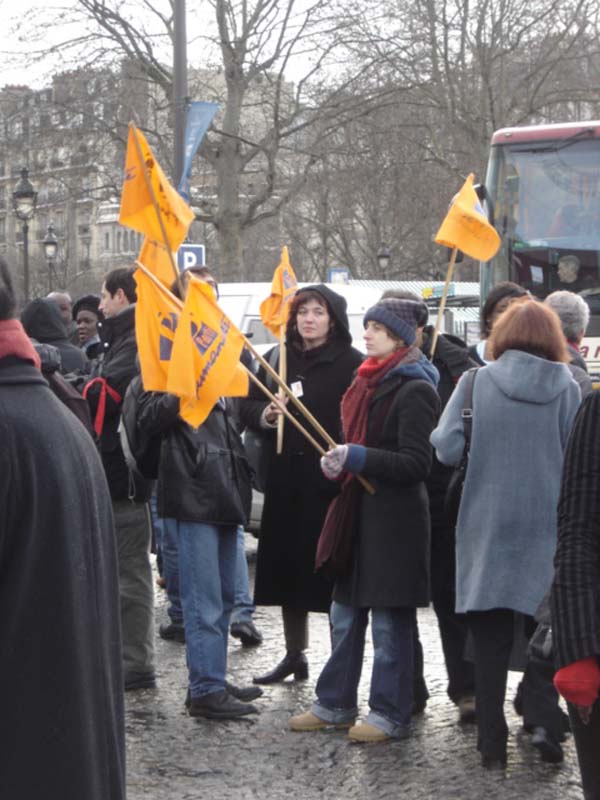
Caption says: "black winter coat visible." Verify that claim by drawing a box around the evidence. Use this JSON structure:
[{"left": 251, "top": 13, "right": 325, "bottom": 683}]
[
  {"left": 421, "top": 327, "right": 478, "bottom": 525},
  {"left": 551, "top": 390, "right": 600, "bottom": 668},
  {"left": 334, "top": 375, "right": 440, "bottom": 608},
  {"left": 138, "top": 392, "right": 252, "bottom": 527},
  {"left": 0, "top": 357, "right": 125, "bottom": 800},
  {"left": 240, "top": 322, "right": 363, "bottom": 612},
  {"left": 86, "top": 305, "right": 140, "bottom": 500}
]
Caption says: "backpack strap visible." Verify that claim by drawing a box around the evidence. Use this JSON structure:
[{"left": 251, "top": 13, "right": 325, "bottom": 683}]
[
  {"left": 461, "top": 367, "right": 478, "bottom": 452},
  {"left": 83, "top": 377, "right": 122, "bottom": 438}
]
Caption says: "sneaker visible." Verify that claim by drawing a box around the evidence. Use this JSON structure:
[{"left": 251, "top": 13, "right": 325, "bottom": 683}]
[
  {"left": 348, "top": 723, "right": 391, "bottom": 743},
  {"left": 230, "top": 620, "right": 263, "bottom": 647},
  {"left": 289, "top": 710, "right": 354, "bottom": 732},
  {"left": 159, "top": 622, "right": 186, "bottom": 643},
  {"left": 458, "top": 694, "right": 477, "bottom": 723},
  {"left": 124, "top": 671, "right": 157, "bottom": 691},
  {"left": 188, "top": 689, "right": 258, "bottom": 719}
]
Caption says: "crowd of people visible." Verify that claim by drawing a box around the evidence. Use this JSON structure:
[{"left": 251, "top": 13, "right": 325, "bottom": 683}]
[{"left": 1, "top": 256, "right": 599, "bottom": 798}]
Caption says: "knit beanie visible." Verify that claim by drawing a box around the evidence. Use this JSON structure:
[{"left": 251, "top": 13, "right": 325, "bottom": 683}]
[
  {"left": 72, "top": 294, "right": 100, "bottom": 320},
  {"left": 363, "top": 298, "right": 423, "bottom": 345}
]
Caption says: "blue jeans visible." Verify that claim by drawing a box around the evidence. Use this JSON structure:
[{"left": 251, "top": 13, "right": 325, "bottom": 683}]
[
  {"left": 161, "top": 522, "right": 252, "bottom": 628},
  {"left": 313, "top": 602, "right": 415, "bottom": 737},
  {"left": 167, "top": 519, "right": 238, "bottom": 698},
  {"left": 230, "top": 527, "right": 256, "bottom": 625},
  {"left": 161, "top": 518, "right": 184, "bottom": 625}
]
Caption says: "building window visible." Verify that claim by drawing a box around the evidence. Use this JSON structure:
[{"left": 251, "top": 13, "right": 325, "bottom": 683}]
[
  {"left": 0, "top": 217, "right": 6, "bottom": 243},
  {"left": 104, "top": 231, "right": 111, "bottom": 252}
]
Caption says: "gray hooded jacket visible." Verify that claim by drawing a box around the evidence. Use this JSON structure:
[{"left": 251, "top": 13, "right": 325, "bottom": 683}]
[{"left": 431, "top": 349, "right": 581, "bottom": 616}]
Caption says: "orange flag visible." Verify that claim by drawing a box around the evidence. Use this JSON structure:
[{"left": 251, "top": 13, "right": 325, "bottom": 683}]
[
  {"left": 167, "top": 277, "right": 249, "bottom": 428},
  {"left": 434, "top": 173, "right": 501, "bottom": 261},
  {"left": 138, "top": 237, "right": 178, "bottom": 290},
  {"left": 260, "top": 246, "right": 298, "bottom": 336},
  {"left": 119, "top": 124, "right": 195, "bottom": 251},
  {"left": 134, "top": 268, "right": 181, "bottom": 392}
]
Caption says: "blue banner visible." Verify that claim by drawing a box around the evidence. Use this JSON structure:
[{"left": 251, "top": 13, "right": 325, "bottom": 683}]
[{"left": 178, "top": 101, "right": 219, "bottom": 202}]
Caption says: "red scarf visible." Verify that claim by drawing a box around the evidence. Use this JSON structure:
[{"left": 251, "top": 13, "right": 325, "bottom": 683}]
[
  {"left": 0, "top": 319, "right": 41, "bottom": 370},
  {"left": 341, "top": 346, "right": 414, "bottom": 446}
]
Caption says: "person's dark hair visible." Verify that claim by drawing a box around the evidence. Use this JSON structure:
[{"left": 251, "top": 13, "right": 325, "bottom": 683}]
[
  {"left": 481, "top": 281, "right": 529, "bottom": 337},
  {"left": 489, "top": 298, "right": 569, "bottom": 362},
  {"left": 171, "top": 267, "right": 218, "bottom": 300},
  {"left": 0, "top": 258, "right": 16, "bottom": 321},
  {"left": 104, "top": 267, "right": 137, "bottom": 304},
  {"left": 287, "top": 289, "right": 336, "bottom": 348},
  {"left": 380, "top": 289, "right": 429, "bottom": 326}
]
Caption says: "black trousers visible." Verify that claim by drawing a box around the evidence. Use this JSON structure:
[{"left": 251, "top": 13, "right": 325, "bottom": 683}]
[
  {"left": 412, "top": 522, "right": 475, "bottom": 705},
  {"left": 468, "top": 609, "right": 562, "bottom": 761},
  {"left": 568, "top": 699, "right": 600, "bottom": 800}
]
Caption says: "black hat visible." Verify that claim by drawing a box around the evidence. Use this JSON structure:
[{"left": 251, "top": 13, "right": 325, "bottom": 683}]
[
  {"left": 363, "top": 298, "right": 422, "bottom": 345},
  {"left": 72, "top": 294, "right": 100, "bottom": 320}
]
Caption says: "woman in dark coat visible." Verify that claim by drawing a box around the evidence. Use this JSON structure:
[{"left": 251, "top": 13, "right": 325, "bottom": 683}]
[
  {"left": 552, "top": 391, "right": 600, "bottom": 799},
  {"left": 240, "top": 285, "right": 363, "bottom": 684},
  {"left": 290, "top": 297, "right": 440, "bottom": 742}
]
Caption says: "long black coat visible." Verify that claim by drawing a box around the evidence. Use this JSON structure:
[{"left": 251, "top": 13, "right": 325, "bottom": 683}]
[
  {"left": 0, "top": 357, "right": 125, "bottom": 799},
  {"left": 551, "top": 390, "right": 600, "bottom": 669},
  {"left": 240, "top": 336, "right": 362, "bottom": 612},
  {"left": 334, "top": 374, "right": 440, "bottom": 608}
]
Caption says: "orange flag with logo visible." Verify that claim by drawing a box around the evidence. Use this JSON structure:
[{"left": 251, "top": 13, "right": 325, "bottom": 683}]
[
  {"left": 119, "top": 124, "right": 195, "bottom": 251},
  {"left": 167, "top": 277, "right": 248, "bottom": 428},
  {"left": 260, "top": 246, "right": 298, "bottom": 336},
  {"left": 134, "top": 268, "right": 181, "bottom": 392},
  {"left": 138, "top": 237, "right": 178, "bottom": 290},
  {"left": 434, "top": 173, "right": 500, "bottom": 261}
]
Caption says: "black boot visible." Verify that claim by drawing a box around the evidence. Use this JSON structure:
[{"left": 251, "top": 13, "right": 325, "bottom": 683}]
[
  {"left": 253, "top": 651, "right": 308, "bottom": 685},
  {"left": 188, "top": 689, "right": 258, "bottom": 719}
]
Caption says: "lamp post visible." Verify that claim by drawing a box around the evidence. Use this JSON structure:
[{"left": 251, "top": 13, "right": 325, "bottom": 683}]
[
  {"left": 43, "top": 224, "right": 58, "bottom": 293},
  {"left": 377, "top": 242, "right": 391, "bottom": 275},
  {"left": 12, "top": 167, "right": 38, "bottom": 303}
]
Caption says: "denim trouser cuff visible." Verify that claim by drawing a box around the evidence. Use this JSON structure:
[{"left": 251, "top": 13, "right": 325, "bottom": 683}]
[
  {"left": 312, "top": 701, "right": 357, "bottom": 725},
  {"left": 366, "top": 710, "right": 411, "bottom": 739}
]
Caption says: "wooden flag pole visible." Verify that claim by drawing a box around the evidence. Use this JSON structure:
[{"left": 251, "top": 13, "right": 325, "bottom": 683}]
[
  {"left": 276, "top": 326, "right": 286, "bottom": 454},
  {"left": 134, "top": 261, "right": 375, "bottom": 494},
  {"left": 429, "top": 246, "right": 458, "bottom": 359},
  {"left": 129, "top": 122, "right": 185, "bottom": 297}
]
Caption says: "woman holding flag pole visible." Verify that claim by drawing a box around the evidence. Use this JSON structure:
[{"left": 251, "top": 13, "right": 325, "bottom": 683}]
[{"left": 241, "top": 282, "right": 363, "bottom": 685}]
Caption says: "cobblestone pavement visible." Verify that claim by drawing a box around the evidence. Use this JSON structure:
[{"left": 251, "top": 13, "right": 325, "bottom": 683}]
[{"left": 125, "top": 536, "right": 585, "bottom": 800}]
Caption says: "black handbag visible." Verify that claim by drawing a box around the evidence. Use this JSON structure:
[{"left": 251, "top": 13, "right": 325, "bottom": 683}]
[{"left": 444, "top": 367, "right": 477, "bottom": 525}]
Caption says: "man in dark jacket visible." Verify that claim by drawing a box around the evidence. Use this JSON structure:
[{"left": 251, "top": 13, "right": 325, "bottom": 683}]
[
  {"left": 21, "top": 296, "right": 88, "bottom": 374},
  {"left": 382, "top": 290, "right": 477, "bottom": 721},
  {"left": 138, "top": 387, "right": 260, "bottom": 719},
  {"left": 85, "top": 266, "right": 155, "bottom": 691},
  {"left": 0, "top": 259, "right": 125, "bottom": 799}
]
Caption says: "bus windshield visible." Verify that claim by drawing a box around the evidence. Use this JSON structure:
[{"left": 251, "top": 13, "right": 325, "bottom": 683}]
[{"left": 483, "top": 135, "right": 600, "bottom": 371}]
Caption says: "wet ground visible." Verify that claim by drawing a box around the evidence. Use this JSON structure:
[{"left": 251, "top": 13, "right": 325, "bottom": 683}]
[{"left": 125, "top": 536, "right": 585, "bottom": 800}]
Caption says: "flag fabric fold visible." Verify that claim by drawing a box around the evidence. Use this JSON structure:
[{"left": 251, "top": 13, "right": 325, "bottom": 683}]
[
  {"left": 134, "top": 268, "right": 182, "bottom": 392},
  {"left": 138, "top": 237, "right": 178, "bottom": 289},
  {"left": 167, "top": 277, "right": 248, "bottom": 428},
  {"left": 119, "top": 124, "right": 195, "bottom": 251},
  {"left": 434, "top": 173, "right": 501, "bottom": 261},
  {"left": 260, "top": 246, "right": 298, "bottom": 336}
]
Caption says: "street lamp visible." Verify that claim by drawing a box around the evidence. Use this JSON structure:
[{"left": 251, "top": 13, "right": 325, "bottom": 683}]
[
  {"left": 12, "top": 167, "right": 38, "bottom": 302},
  {"left": 377, "top": 242, "right": 391, "bottom": 274},
  {"left": 43, "top": 224, "right": 59, "bottom": 293}
]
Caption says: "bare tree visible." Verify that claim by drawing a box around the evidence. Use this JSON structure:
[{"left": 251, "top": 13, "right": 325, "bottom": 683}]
[{"left": 8, "top": 0, "right": 395, "bottom": 280}]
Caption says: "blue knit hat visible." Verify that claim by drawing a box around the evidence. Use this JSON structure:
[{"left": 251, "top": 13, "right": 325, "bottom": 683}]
[{"left": 363, "top": 298, "right": 422, "bottom": 345}]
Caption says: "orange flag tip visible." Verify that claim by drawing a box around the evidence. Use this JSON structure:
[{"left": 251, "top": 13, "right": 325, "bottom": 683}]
[{"left": 434, "top": 173, "right": 500, "bottom": 262}]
